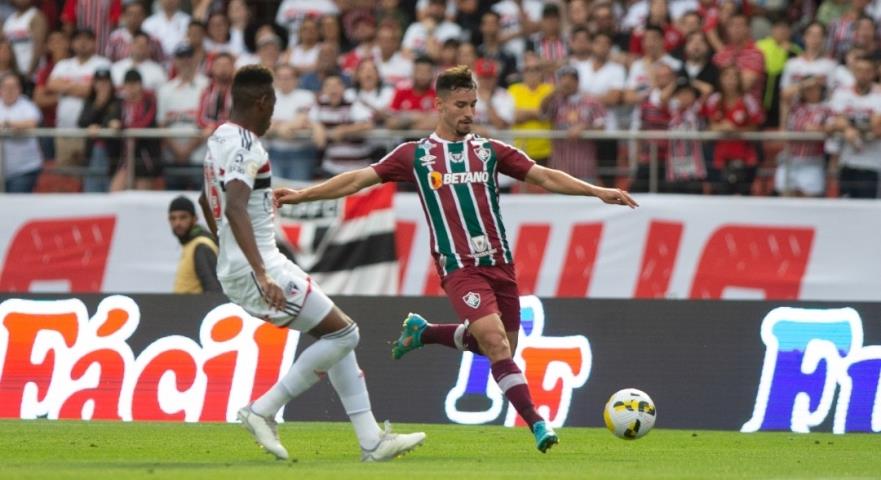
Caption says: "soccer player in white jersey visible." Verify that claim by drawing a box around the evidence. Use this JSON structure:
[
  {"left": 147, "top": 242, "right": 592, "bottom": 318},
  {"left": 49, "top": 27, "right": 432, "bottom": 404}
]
[{"left": 198, "top": 65, "right": 425, "bottom": 462}]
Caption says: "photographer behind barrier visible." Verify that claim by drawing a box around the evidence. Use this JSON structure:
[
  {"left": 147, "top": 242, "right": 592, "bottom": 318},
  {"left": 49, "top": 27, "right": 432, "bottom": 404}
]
[{"left": 168, "top": 195, "right": 221, "bottom": 294}]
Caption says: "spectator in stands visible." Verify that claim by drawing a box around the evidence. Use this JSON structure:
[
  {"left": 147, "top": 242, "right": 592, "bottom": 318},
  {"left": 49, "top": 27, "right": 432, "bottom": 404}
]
[
  {"left": 111, "top": 31, "right": 167, "bottom": 93},
  {"left": 239, "top": 27, "right": 284, "bottom": 71},
  {"left": 275, "top": 0, "right": 339, "bottom": 48},
  {"left": 320, "top": 14, "right": 346, "bottom": 52},
  {"left": 572, "top": 29, "right": 627, "bottom": 186},
  {"left": 567, "top": 0, "right": 591, "bottom": 32},
  {"left": 61, "top": 0, "right": 121, "bottom": 57},
  {"left": 456, "top": 41, "right": 478, "bottom": 71},
  {"left": 402, "top": 0, "right": 462, "bottom": 59},
  {"left": 0, "top": 74, "right": 43, "bottom": 193},
  {"left": 473, "top": 58, "right": 515, "bottom": 135},
  {"left": 713, "top": 13, "right": 765, "bottom": 102},
  {"left": 756, "top": 17, "right": 800, "bottom": 127},
  {"left": 0, "top": 38, "right": 23, "bottom": 85},
  {"left": 33, "top": 31, "right": 69, "bottom": 161},
  {"left": 666, "top": 79, "right": 708, "bottom": 194},
  {"left": 195, "top": 52, "right": 233, "bottom": 134},
  {"left": 850, "top": 16, "right": 880, "bottom": 58},
  {"left": 677, "top": 31, "right": 719, "bottom": 97},
  {"left": 299, "top": 42, "right": 349, "bottom": 92},
  {"left": 48, "top": 28, "right": 111, "bottom": 167},
  {"left": 541, "top": 65, "right": 606, "bottom": 182},
  {"left": 204, "top": 12, "right": 239, "bottom": 56},
  {"left": 437, "top": 38, "right": 461, "bottom": 71},
  {"left": 77, "top": 68, "right": 121, "bottom": 192},
  {"left": 310, "top": 73, "right": 374, "bottom": 175},
  {"left": 776, "top": 77, "right": 832, "bottom": 197},
  {"left": 106, "top": 2, "right": 164, "bottom": 63},
  {"left": 624, "top": 25, "right": 682, "bottom": 118},
  {"left": 158, "top": 43, "right": 208, "bottom": 191},
  {"left": 826, "top": 0, "right": 870, "bottom": 60},
  {"left": 386, "top": 55, "right": 437, "bottom": 130},
  {"left": 528, "top": 4, "right": 568, "bottom": 76},
  {"left": 341, "top": 12, "right": 378, "bottom": 75},
  {"left": 477, "top": 11, "right": 518, "bottom": 87},
  {"left": 629, "top": 0, "right": 685, "bottom": 56},
  {"left": 346, "top": 58, "right": 394, "bottom": 124},
  {"left": 267, "top": 64, "right": 316, "bottom": 180},
  {"left": 828, "top": 54, "right": 881, "bottom": 198},
  {"left": 455, "top": 0, "right": 487, "bottom": 44},
  {"left": 377, "top": 0, "right": 410, "bottom": 36},
  {"left": 509, "top": 54, "right": 554, "bottom": 166},
  {"left": 632, "top": 61, "right": 677, "bottom": 192},
  {"left": 185, "top": 21, "right": 209, "bottom": 73},
  {"left": 142, "top": 0, "right": 191, "bottom": 59},
  {"left": 780, "top": 22, "right": 837, "bottom": 121},
  {"left": 374, "top": 23, "right": 412, "bottom": 88},
  {"left": 704, "top": 65, "right": 764, "bottom": 195},
  {"left": 589, "top": 2, "right": 629, "bottom": 55},
  {"left": 491, "top": 0, "right": 543, "bottom": 61},
  {"left": 168, "top": 195, "right": 221, "bottom": 294},
  {"left": 227, "top": 0, "right": 250, "bottom": 56},
  {"left": 289, "top": 17, "right": 321, "bottom": 75},
  {"left": 121, "top": 69, "right": 161, "bottom": 190},
  {"left": 3, "top": 0, "right": 47, "bottom": 78}
]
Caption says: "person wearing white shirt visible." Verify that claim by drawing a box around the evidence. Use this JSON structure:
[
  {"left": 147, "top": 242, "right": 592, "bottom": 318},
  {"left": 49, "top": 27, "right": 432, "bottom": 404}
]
[
  {"left": 267, "top": 64, "right": 317, "bottom": 180},
  {"left": 46, "top": 28, "right": 111, "bottom": 166},
  {"left": 287, "top": 17, "right": 321, "bottom": 75},
  {"left": 0, "top": 74, "right": 42, "bottom": 192},
  {"left": 491, "top": 0, "right": 543, "bottom": 61},
  {"left": 402, "top": 0, "right": 463, "bottom": 58},
  {"left": 781, "top": 22, "right": 838, "bottom": 107},
  {"left": 374, "top": 24, "right": 412, "bottom": 88},
  {"left": 142, "top": 0, "right": 191, "bottom": 58},
  {"left": 158, "top": 43, "right": 208, "bottom": 190},
  {"left": 275, "top": 0, "right": 339, "bottom": 46},
  {"left": 111, "top": 31, "right": 167, "bottom": 93}
]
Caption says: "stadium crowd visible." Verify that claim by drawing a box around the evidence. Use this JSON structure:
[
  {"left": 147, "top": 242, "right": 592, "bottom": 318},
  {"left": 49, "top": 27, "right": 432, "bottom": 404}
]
[{"left": 1, "top": 0, "right": 881, "bottom": 198}]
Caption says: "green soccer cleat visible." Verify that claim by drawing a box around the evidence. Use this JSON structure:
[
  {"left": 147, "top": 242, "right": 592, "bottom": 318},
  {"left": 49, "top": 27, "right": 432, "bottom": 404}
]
[
  {"left": 533, "top": 421, "right": 559, "bottom": 453},
  {"left": 391, "top": 313, "right": 428, "bottom": 360}
]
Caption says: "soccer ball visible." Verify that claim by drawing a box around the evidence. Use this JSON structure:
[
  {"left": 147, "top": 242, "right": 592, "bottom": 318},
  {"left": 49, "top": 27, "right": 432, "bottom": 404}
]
[{"left": 603, "top": 388, "right": 657, "bottom": 440}]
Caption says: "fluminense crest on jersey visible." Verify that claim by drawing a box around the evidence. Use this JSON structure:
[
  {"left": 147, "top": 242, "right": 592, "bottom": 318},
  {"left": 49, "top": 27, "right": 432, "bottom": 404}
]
[{"left": 463, "top": 292, "right": 481, "bottom": 309}]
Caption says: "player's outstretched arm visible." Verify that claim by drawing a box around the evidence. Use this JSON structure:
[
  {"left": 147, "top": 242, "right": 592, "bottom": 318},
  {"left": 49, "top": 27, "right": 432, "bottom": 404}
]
[
  {"left": 525, "top": 164, "right": 639, "bottom": 208},
  {"left": 273, "top": 167, "right": 382, "bottom": 207},
  {"left": 225, "top": 180, "right": 286, "bottom": 310}
]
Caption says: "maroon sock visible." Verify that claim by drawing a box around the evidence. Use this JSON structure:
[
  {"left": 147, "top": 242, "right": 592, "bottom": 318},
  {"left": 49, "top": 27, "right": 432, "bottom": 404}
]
[
  {"left": 421, "top": 324, "right": 483, "bottom": 354},
  {"left": 491, "top": 359, "right": 543, "bottom": 428},
  {"left": 421, "top": 324, "right": 459, "bottom": 349}
]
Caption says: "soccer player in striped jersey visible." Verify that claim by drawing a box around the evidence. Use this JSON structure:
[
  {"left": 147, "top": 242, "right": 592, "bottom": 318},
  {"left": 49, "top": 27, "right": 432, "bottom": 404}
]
[
  {"left": 273, "top": 65, "right": 638, "bottom": 453},
  {"left": 199, "top": 65, "right": 425, "bottom": 462}
]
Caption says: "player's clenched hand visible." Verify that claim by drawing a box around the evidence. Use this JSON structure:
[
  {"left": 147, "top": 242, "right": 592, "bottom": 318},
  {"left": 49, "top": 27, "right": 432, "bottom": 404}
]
[
  {"left": 257, "top": 273, "right": 286, "bottom": 311},
  {"left": 273, "top": 188, "right": 304, "bottom": 208},
  {"left": 595, "top": 187, "right": 639, "bottom": 209}
]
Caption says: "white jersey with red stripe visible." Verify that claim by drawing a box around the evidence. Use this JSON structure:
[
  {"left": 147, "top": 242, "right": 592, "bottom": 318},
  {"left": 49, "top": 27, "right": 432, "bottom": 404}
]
[{"left": 203, "top": 122, "right": 287, "bottom": 280}]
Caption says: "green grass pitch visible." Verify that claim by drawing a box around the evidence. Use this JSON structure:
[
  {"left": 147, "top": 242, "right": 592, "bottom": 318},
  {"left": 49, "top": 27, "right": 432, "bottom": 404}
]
[{"left": 0, "top": 420, "right": 879, "bottom": 479}]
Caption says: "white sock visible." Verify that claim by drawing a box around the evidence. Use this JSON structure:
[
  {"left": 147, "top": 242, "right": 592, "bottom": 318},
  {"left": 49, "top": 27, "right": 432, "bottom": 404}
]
[
  {"left": 252, "top": 324, "right": 360, "bottom": 417},
  {"left": 328, "top": 351, "right": 382, "bottom": 449}
]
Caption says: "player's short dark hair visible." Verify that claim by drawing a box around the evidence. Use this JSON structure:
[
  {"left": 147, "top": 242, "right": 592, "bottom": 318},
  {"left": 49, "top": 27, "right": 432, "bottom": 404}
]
[
  {"left": 436, "top": 65, "right": 476, "bottom": 96},
  {"left": 232, "top": 65, "right": 274, "bottom": 108}
]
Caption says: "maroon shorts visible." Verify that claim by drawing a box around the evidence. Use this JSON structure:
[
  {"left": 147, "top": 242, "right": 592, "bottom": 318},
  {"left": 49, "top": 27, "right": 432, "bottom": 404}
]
[{"left": 441, "top": 264, "right": 521, "bottom": 332}]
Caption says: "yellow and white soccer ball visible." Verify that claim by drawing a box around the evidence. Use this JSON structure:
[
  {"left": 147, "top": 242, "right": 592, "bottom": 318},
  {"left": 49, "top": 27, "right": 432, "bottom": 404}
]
[{"left": 603, "top": 388, "right": 657, "bottom": 440}]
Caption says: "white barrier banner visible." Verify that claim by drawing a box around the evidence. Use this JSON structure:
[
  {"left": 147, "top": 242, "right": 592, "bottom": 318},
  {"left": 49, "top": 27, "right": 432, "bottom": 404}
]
[{"left": 1, "top": 192, "right": 880, "bottom": 301}]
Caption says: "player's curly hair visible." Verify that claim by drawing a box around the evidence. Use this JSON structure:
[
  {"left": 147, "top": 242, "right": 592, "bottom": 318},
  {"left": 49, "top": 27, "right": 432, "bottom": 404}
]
[
  {"left": 232, "top": 65, "right": 274, "bottom": 108},
  {"left": 436, "top": 65, "right": 476, "bottom": 96}
]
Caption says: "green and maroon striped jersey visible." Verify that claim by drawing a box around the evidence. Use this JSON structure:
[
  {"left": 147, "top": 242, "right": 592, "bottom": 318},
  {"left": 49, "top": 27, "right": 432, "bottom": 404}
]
[{"left": 371, "top": 133, "right": 535, "bottom": 277}]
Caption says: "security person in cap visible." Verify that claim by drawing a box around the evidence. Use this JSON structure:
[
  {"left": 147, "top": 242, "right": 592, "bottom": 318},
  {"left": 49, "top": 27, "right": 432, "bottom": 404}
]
[{"left": 169, "top": 196, "right": 222, "bottom": 293}]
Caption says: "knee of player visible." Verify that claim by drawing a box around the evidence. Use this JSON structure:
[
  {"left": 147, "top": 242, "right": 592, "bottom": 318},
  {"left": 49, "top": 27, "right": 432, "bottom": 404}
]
[{"left": 476, "top": 331, "right": 510, "bottom": 355}]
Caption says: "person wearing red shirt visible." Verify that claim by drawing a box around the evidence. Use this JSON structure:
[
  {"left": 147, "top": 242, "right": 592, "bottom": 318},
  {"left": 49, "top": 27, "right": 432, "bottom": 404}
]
[
  {"left": 628, "top": 0, "right": 685, "bottom": 56},
  {"left": 704, "top": 65, "right": 764, "bottom": 195},
  {"left": 386, "top": 55, "right": 437, "bottom": 130},
  {"left": 121, "top": 69, "right": 161, "bottom": 190},
  {"left": 712, "top": 13, "right": 765, "bottom": 102}
]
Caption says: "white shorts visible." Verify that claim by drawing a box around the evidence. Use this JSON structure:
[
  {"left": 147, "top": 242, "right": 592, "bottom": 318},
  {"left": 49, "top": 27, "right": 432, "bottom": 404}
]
[
  {"left": 220, "top": 260, "right": 334, "bottom": 332},
  {"left": 775, "top": 156, "right": 825, "bottom": 196}
]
